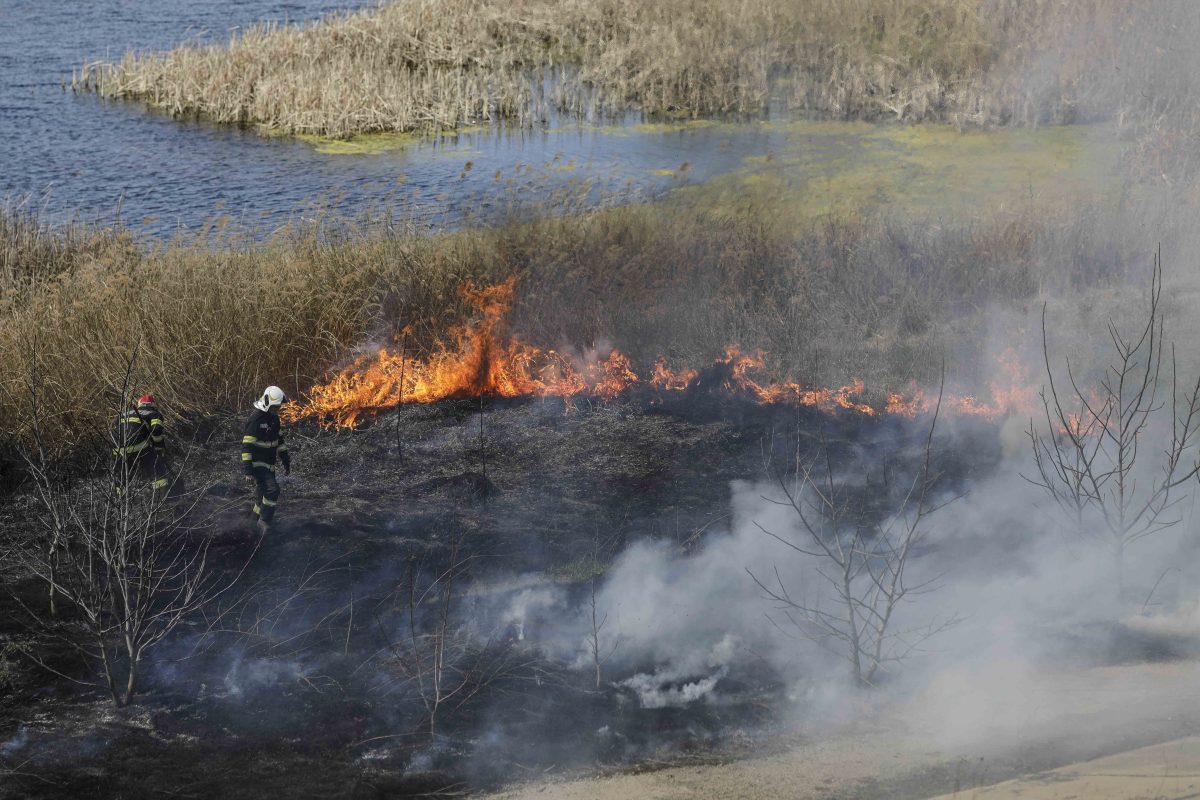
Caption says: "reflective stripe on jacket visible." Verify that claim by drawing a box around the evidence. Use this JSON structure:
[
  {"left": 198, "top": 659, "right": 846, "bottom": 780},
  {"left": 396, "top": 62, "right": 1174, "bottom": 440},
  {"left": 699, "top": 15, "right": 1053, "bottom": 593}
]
[
  {"left": 242, "top": 408, "right": 289, "bottom": 473},
  {"left": 113, "top": 407, "right": 164, "bottom": 456}
]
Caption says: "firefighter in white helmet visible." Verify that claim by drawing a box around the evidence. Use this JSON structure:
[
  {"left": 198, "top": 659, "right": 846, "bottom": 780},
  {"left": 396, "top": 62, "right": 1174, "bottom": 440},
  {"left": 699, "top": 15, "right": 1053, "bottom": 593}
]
[{"left": 241, "top": 386, "right": 291, "bottom": 534}]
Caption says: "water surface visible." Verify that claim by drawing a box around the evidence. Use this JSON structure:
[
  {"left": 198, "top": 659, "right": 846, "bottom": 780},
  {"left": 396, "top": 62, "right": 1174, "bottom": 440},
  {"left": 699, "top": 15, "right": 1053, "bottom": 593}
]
[
  {"left": 2, "top": 2, "right": 1124, "bottom": 238},
  {"left": 1, "top": 0, "right": 763, "bottom": 235}
]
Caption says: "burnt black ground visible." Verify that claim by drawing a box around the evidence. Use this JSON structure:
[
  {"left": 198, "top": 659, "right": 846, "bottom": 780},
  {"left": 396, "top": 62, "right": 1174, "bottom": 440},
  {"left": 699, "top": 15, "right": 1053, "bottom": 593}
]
[{"left": 0, "top": 395, "right": 1002, "bottom": 798}]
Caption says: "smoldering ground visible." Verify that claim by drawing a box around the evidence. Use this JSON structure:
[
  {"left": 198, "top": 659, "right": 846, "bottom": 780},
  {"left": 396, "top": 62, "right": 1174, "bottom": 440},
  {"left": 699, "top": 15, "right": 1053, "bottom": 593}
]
[
  {"left": 513, "top": 439, "right": 1200, "bottom": 729},
  {"left": 0, "top": 384, "right": 1000, "bottom": 795},
  {"left": 5, "top": 250, "right": 1200, "bottom": 799},
  {"left": 2, "top": 313, "right": 1197, "bottom": 795}
]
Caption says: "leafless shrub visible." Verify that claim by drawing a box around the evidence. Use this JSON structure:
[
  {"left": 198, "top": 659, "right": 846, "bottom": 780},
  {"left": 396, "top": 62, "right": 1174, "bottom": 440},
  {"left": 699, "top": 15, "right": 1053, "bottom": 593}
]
[
  {"left": 586, "top": 576, "right": 619, "bottom": 689},
  {"left": 1028, "top": 250, "right": 1200, "bottom": 600},
  {"left": 750, "top": 380, "right": 959, "bottom": 687},
  {"left": 375, "top": 532, "right": 535, "bottom": 740},
  {"left": 5, "top": 355, "right": 254, "bottom": 706}
]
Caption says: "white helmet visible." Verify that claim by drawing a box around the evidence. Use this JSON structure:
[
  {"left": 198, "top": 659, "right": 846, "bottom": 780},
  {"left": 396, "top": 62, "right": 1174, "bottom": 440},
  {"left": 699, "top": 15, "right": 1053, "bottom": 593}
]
[{"left": 254, "top": 385, "right": 286, "bottom": 412}]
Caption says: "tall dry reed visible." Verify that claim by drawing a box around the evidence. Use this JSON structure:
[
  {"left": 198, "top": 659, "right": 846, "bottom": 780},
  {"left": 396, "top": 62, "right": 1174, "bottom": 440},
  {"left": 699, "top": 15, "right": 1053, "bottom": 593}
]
[
  {"left": 74, "top": 0, "right": 995, "bottom": 137},
  {"left": 0, "top": 207, "right": 135, "bottom": 302},
  {"left": 0, "top": 195, "right": 1150, "bottom": 453},
  {"left": 75, "top": 0, "right": 1200, "bottom": 141}
]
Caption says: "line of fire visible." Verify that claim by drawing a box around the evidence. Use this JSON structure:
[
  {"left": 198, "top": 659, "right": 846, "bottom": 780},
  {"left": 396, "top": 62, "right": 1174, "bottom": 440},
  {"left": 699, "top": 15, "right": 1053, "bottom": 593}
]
[{"left": 290, "top": 278, "right": 1041, "bottom": 428}]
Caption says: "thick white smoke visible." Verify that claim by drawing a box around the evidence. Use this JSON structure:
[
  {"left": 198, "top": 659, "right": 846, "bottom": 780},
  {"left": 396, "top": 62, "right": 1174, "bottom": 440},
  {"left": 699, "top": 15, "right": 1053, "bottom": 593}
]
[{"left": 506, "top": 403, "right": 1200, "bottom": 747}]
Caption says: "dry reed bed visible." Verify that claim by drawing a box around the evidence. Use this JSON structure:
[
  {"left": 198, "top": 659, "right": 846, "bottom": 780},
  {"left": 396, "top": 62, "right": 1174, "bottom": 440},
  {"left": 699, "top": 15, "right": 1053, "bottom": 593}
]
[
  {"left": 0, "top": 208, "right": 134, "bottom": 301},
  {"left": 77, "top": 0, "right": 1200, "bottom": 138},
  {"left": 0, "top": 198, "right": 1147, "bottom": 453}
]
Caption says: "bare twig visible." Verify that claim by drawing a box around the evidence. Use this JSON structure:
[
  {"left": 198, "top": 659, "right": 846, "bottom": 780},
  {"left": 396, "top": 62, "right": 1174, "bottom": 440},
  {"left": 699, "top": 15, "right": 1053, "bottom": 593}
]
[{"left": 750, "top": 363, "right": 956, "bottom": 686}]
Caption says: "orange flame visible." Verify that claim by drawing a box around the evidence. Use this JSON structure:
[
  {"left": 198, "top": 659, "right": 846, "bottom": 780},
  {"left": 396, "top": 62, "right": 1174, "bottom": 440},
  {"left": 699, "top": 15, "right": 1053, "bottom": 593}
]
[
  {"left": 286, "top": 282, "right": 1044, "bottom": 428},
  {"left": 650, "top": 358, "right": 697, "bottom": 391}
]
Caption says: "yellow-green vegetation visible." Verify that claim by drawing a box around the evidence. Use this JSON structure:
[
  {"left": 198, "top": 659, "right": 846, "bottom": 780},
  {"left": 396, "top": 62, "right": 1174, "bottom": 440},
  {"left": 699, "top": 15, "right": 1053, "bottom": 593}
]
[
  {"left": 629, "top": 121, "right": 720, "bottom": 136},
  {"left": 295, "top": 123, "right": 496, "bottom": 153},
  {"left": 75, "top": 0, "right": 1198, "bottom": 140},
  {"left": 670, "top": 121, "right": 1125, "bottom": 224},
  {"left": 297, "top": 131, "right": 420, "bottom": 155},
  {"left": 0, "top": 185, "right": 1147, "bottom": 453}
]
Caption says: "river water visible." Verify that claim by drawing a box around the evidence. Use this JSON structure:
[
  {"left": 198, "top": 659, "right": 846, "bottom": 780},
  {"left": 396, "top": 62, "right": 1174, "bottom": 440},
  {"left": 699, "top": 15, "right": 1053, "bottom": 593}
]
[
  {"left": 2, "top": 1, "right": 1122, "bottom": 239},
  {"left": 0, "top": 0, "right": 783, "bottom": 237}
]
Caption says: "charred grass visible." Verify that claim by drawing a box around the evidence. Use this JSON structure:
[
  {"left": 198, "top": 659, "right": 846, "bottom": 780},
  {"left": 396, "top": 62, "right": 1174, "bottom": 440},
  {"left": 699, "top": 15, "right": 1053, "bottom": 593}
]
[
  {"left": 0, "top": 194, "right": 1147, "bottom": 454},
  {"left": 72, "top": 0, "right": 1200, "bottom": 140},
  {"left": 0, "top": 389, "right": 974, "bottom": 798}
]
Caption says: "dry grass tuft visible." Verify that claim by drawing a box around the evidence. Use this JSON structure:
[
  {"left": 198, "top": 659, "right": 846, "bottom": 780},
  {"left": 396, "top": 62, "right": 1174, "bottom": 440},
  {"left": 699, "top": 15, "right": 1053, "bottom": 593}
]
[
  {"left": 0, "top": 207, "right": 136, "bottom": 301},
  {"left": 75, "top": 0, "right": 1200, "bottom": 139},
  {"left": 62, "top": 0, "right": 1009, "bottom": 137},
  {"left": 0, "top": 196, "right": 1148, "bottom": 453}
]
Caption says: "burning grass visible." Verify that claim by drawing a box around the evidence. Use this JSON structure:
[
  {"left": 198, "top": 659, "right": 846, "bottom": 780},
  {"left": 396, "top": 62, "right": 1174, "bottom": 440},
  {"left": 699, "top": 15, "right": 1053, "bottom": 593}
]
[
  {"left": 0, "top": 192, "right": 1147, "bottom": 453},
  {"left": 74, "top": 0, "right": 1200, "bottom": 139},
  {"left": 287, "top": 275, "right": 1043, "bottom": 429}
]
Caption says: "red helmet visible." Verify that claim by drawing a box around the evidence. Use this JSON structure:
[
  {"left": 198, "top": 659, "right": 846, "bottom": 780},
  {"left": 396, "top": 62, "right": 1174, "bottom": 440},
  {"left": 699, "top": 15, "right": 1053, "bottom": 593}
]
[{"left": 138, "top": 394, "right": 156, "bottom": 406}]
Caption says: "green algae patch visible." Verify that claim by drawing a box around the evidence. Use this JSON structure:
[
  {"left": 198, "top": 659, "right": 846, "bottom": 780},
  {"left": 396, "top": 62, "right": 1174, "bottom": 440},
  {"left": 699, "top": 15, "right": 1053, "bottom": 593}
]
[
  {"left": 669, "top": 121, "right": 1125, "bottom": 227},
  {"left": 290, "top": 123, "right": 499, "bottom": 153},
  {"left": 868, "top": 124, "right": 1124, "bottom": 210},
  {"left": 574, "top": 118, "right": 726, "bottom": 138},
  {"left": 760, "top": 118, "right": 878, "bottom": 137},
  {"left": 254, "top": 124, "right": 293, "bottom": 139},
  {"left": 631, "top": 119, "right": 720, "bottom": 135},
  {"left": 444, "top": 124, "right": 489, "bottom": 136},
  {"left": 297, "top": 131, "right": 420, "bottom": 155}
]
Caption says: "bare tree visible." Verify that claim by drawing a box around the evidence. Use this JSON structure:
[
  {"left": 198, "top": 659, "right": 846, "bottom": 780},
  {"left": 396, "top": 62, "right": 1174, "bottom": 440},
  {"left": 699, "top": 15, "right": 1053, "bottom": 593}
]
[
  {"left": 380, "top": 532, "right": 528, "bottom": 740},
  {"left": 749, "top": 382, "right": 957, "bottom": 687},
  {"left": 1028, "top": 251, "right": 1200, "bottom": 600},
  {"left": 6, "top": 355, "right": 252, "bottom": 706},
  {"left": 404, "top": 539, "right": 466, "bottom": 738},
  {"left": 586, "top": 576, "right": 618, "bottom": 689}
]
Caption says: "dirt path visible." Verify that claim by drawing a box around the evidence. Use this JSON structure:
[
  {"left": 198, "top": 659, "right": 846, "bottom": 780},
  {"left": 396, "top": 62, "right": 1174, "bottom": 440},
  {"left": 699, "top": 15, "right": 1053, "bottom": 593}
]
[
  {"left": 484, "top": 660, "right": 1200, "bottom": 800},
  {"left": 928, "top": 737, "right": 1200, "bottom": 799}
]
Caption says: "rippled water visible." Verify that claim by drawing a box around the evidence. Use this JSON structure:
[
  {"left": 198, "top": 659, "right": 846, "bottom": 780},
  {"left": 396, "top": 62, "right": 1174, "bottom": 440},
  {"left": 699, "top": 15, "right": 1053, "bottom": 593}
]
[
  {"left": 2, "top": 2, "right": 1122, "bottom": 239},
  {"left": 1, "top": 0, "right": 780, "bottom": 237}
]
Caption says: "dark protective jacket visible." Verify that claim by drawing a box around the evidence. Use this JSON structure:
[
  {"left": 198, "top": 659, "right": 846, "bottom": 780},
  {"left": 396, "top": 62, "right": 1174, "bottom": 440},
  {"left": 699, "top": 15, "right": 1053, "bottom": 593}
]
[
  {"left": 113, "top": 405, "right": 165, "bottom": 457},
  {"left": 242, "top": 409, "right": 290, "bottom": 474}
]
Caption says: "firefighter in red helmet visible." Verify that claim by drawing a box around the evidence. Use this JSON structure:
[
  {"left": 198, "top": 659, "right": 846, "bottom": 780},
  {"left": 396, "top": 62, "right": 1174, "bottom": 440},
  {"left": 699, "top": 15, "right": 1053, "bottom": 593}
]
[{"left": 112, "top": 394, "right": 171, "bottom": 492}]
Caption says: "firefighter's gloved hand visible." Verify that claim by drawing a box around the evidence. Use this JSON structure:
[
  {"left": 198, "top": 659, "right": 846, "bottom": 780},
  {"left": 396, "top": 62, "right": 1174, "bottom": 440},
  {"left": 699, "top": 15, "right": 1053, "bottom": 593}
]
[{"left": 244, "top": 473, "right": 255, "bottom": 482}]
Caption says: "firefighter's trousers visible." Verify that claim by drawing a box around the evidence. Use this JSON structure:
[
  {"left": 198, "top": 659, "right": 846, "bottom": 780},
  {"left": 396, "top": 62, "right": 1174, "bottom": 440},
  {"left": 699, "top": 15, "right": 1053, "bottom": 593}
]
[
  {"left": 124, "top": 451, "right": 171, "bottom": 492},
  {"left": 250, "top": 468, "right": 280, "bottom": 524}
]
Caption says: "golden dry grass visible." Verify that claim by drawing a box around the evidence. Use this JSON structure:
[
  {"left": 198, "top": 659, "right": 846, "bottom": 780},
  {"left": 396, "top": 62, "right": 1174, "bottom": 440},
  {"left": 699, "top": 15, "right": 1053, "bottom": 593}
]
[
  {"left": 0, "top": 208, "right": 135, "bottom": 299},
  {"left": 64, "top": 0, "right": 1008, "bottom": 137},
  {"left": 75, "top": 0, "right": 1200, "bottom": 139},
  {"left": 0, "top": 195, "right": 1146, "bottom": 453}
]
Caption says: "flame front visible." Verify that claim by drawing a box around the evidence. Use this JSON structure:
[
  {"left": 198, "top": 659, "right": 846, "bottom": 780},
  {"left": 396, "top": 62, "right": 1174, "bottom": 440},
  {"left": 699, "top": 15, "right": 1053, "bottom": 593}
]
[
  {"left": 289, "top": 278, "right": 653, "bottom": 426},
  {"left": 287, "top": 281, "right": 1043, "bottom": 428}
]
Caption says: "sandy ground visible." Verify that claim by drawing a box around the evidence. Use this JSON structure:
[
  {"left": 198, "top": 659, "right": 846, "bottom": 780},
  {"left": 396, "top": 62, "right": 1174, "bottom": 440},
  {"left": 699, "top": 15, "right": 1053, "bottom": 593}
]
[
  {"left": 485, "top": 660, "right": 1200, "bottom": 800},
  {"left": 929, "top": 736, "right": 1200, "bottom": 799}
]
